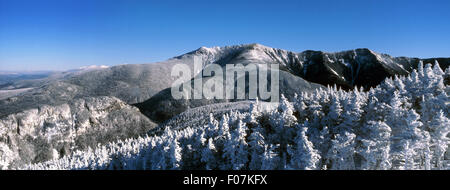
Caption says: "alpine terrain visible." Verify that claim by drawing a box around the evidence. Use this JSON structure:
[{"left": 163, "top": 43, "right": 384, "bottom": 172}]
[{"left": 0, "top": 44, "right": 449, "bottom": 170}]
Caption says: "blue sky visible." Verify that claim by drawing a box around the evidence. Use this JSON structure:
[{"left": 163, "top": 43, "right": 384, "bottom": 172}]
[{"left": 1, "top": 0, "right": 449, "bottom": 71}]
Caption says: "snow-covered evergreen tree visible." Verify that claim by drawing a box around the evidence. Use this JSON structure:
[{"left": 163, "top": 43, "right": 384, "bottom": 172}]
[
  {"left": 261, "top": 144, "right": 280, "bottom": 170},
  {"left": 327, "top": 131, "right": 356, "bottom": 170},
  {"left": 223, "top": 119, "right": 248, "bottom": 170},
  {"left": 288, "top": 127, "right": 321, "bottom": 170},
  {"left": 327, "top": 95, "right": 343, "bottom": 125},
  {"left": 429, "top": 110, "right": 450, "bottom": 169},
  {"left": 248, "top": 126, "right": 265, "bottom": 170},
  {"left": 205, "top": 113, "right": 219, "bottom": 139},
  {"left": 268, "top": 94, "right": 297, "bottom": 168},
  {"left": 358, "top": 121, "right": 392, "bottom": 170},
  {"left": 201, "top": 138, "right": 217, "bottom": 170},
  {"left": 247, "top": 97, "right": 261, "bottom": 125},
  {"left": 168, "top": 138, "right": 182, "bottom": 169}
]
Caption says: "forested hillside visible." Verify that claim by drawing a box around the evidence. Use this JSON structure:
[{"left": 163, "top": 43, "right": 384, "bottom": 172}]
[{"left": 22, "top": 62, "right": 449, "bottom": 170}]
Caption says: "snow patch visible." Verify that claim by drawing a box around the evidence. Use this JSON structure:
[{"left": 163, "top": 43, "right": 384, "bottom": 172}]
[{"left": 79, "top": 65, "right": 109, "bottom": 70}]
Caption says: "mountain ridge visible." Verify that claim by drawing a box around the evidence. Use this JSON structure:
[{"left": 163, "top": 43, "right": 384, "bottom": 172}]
[{"left": 173, "top": 43, "right": 449, "bottom": 89}]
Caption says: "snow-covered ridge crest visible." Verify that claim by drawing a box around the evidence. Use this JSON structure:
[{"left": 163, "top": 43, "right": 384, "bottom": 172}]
[
  {"left": 175, "top": 43, "right": 298, "bottom": 66},
  {"left": 174, "top": 44, "right": 449, "bottom": 91},
  {"left": 79, "top": 65, "right": 109, "bottom": 70},
  {"left": 181, "top": 44, "right": 390, "bottom": 67}
]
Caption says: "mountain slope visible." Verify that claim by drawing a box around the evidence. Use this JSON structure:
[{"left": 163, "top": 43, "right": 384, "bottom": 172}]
[
  {"left": 0, "top": 96, "right": 156, "bottom": 169},
  {"left": 23, "top": 62, "right": 449, "bottom": 170},
  {"left": 0, "top": 60, "right": 196, "bottom": 117},
  {"left": 136, "top": 66, "right": 323, "bottom": 123}
]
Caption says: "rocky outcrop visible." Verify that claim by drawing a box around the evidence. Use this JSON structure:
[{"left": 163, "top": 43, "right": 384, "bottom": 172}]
[{"left": 0, "top": 96, "right": 156, "bottom": 169}]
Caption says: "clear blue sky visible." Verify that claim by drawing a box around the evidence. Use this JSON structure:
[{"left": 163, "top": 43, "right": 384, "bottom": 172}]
[{"left": 1, "top": 0, "right": 449, "bottom": 71}]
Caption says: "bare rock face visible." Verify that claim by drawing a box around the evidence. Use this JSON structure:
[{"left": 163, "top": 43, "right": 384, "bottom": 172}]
[{"left": 0, "top": 96, "right": 156, "bottom": 169}]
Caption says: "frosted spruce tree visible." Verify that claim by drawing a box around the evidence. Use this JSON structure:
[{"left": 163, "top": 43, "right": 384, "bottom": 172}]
[
  {"left": 261, "top": 144, "right": 280, "bottom": 170},
  {"left": 222, "top": 120, "right": 248, "bottom": 170},
  {"left": 357, "top": 121, "right": 392, "bottom": 170},
  {"left": 288, "top": 126, "right": 321, "bottom": 170},
  {"left": 429, "top": 110, "right": 450, "bottom": 169},
  {"left": 248, "top": 126, "right": 265, "bottom": 170},
  {"left": 269, "top": 95, "right": 297, "bottom": 169},
  {"left": 201, "top": 138, "right": 217, "bottom": 170}
]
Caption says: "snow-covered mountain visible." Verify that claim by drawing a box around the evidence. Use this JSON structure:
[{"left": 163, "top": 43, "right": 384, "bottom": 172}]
[
  {"left": 23, "top": 62, "right": 450, "bottom": 170},
  {"left": 136, "top": 44, "right": 450, "bottom": 123},
  {"left": 0, "top": 44, "right": 449, "bottom": 169},
  {"left": 1, "top": 44, "right": 448, "bottom": 118},
  {"left": 175, "top": 43, "right": 450, "bottom": 89}
]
